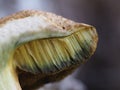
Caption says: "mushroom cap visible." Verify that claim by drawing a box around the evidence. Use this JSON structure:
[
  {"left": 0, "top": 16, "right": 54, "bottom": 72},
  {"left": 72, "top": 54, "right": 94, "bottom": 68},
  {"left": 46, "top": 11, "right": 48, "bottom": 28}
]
[{"left": 0, "top": 10, "right": 98, "bottom": 90}]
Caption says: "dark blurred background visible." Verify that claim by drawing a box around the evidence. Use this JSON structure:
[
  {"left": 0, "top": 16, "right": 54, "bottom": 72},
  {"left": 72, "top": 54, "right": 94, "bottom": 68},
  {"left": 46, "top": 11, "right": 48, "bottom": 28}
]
[{"left": 0, "top": 0, "right": 120, "bottom": 90}]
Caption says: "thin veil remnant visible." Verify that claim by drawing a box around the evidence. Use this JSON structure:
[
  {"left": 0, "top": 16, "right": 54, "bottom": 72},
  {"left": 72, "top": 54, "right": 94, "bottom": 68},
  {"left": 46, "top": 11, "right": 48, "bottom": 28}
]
[{"left": 0, "top": 10, "right": 98, "bottom": 90}]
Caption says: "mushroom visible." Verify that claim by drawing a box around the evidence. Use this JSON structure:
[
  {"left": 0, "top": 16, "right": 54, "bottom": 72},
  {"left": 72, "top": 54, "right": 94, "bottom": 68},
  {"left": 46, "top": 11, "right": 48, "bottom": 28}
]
[{"left": 0, "top": 10, "right": 98, "bottom": 90}]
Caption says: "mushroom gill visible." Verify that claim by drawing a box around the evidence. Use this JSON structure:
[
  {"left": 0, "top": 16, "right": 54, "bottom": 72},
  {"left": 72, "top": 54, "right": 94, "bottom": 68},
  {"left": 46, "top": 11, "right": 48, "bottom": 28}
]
[{"left": 0, "top": 10, "right": 98, "bottom": 90}]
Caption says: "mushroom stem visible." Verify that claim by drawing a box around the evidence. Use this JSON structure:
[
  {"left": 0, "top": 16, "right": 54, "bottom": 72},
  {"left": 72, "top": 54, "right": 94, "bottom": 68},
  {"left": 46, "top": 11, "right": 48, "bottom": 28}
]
[{"left": 0, "top": 65, "right": 21, "bottom": 90}]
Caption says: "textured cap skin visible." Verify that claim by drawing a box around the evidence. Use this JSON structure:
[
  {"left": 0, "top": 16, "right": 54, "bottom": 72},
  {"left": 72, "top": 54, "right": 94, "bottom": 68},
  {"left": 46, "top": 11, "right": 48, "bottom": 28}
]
[
  {"left": 0, "top": 10, "right": 75, "bottom": 29},
  {"left": 0, "top": 10, "right": 98, "bottom": 90}
]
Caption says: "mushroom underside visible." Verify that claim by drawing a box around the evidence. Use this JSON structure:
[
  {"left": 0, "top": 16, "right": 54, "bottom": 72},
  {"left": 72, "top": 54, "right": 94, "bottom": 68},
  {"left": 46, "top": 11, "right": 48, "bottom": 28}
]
[{"left": 12, "top": 27, "right": 97, "bottom": 89}]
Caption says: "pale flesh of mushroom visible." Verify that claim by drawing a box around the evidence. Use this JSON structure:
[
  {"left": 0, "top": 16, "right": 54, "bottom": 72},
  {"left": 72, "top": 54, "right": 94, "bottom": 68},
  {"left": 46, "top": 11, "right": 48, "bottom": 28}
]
[{"left": 0, "top": 10, "right": 98, "bottom": 90}]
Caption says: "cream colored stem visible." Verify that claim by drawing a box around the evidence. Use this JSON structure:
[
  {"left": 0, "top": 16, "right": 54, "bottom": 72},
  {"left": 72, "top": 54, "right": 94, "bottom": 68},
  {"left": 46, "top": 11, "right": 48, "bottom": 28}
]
[{"left": 0, "top": 66, "right": 21, "bottom": 90}]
